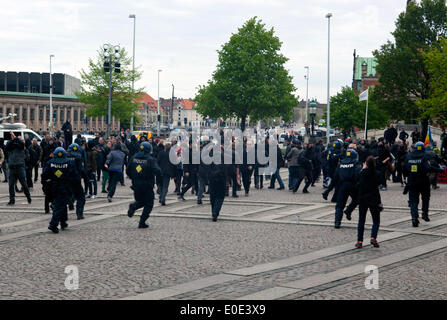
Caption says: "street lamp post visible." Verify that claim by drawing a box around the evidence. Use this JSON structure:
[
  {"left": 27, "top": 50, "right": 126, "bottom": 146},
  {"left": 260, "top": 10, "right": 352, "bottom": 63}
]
[
  {"left": 171, "top": 84, "right": 174, "bottom": 126},
  {"left": 49, "top": 54, "right": 54, "bottom": 136},
  {"left": 304, "top": 66, "right": 309, "bottom": 124},
  {"left": 326, "top": 13, "right": 332, "bottom": 145},
  {"left": 309, "top": 99, "right": 317, "bottom": 137},
  {"left": 129, "top": 14, "right": 136, "bottom": 133},
  {"left": 157, "top": 69, "right": 162, "bottom": 137}
]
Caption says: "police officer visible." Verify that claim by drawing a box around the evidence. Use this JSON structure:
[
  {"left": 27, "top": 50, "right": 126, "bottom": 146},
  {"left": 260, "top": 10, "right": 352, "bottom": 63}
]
[
  {"left": 42, "top": 147, "right": 76, "bottom": 233},
  {"left": 126, "top": 142, "right": 162, "bottom": 229},
  {"left": 403, "top": 142, "right": 444, "bottom": 227},
  {"left": 325, "top": 149, "right": 361, "bottom": 229},
  {"left": 66, "top": 143, "right": 86, "bottom": 220},
  {"left": 6, "top": 132, "right": 32, "bottom": 205}
]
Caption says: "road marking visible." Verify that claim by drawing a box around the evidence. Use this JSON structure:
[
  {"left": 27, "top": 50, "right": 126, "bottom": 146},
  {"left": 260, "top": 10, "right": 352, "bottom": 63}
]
[
  {"left": 122, "top": 274, "right": 241, "bottom": 300},
  {"left": 238, "top": 237, "right": 447, "bottom": 300}
]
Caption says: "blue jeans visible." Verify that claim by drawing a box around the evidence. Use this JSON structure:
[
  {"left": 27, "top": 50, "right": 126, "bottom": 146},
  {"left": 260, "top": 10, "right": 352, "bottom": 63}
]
[{"left": 269, "top": 168, "right": 284, "bottom": 188}]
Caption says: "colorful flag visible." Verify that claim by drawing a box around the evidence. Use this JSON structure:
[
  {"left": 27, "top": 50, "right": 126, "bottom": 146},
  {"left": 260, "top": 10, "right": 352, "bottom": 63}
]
[
  {"left": 359, "top": 88, "right": 369, "bottom": 101},
  {"left": 424, "top": 126, "right": 434, "bottom": 147}
]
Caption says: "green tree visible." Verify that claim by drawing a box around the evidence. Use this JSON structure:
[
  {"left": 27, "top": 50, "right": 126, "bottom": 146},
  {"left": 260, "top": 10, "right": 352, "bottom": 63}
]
[
  {"left": 194, "top": 17, "right": 298, "bottom": 131},
  {"left": 76, "top": 45, "right": 144, "bottom": 128},
  {"left": 372, "top": 0, "right": 447, "bottom": 136},
  {"left": 325, "top": 86, "right": 389, "bottom": 136},
  {"left": 418, "top": 37, "right": 447, "bottom": 127}
]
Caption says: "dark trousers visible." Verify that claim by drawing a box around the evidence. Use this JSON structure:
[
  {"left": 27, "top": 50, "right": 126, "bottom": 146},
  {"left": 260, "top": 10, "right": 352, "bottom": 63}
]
[
  {"left": 408, "top": 183, "right": 430, "bottom": 221},
  {"left": 335, "top": 182, "right": 358, "bottom": 225},
  {"left": 181, "top": 172, "right": 198, "bottom": 196},
  {"left": 312, "top": 166, "right": 321, "bottom": 185},
  {"left": 254, "top": 166, "right": 264, "bottom": 188},
  {"left": 87, "top": 171, "right": 97, "bottom": 195},
  {"left": 26, "top": 167, "right": 33, "bottom": 188},
  {"left": 49, "top": 194, "right": 69, "bottom": 228},
  {"left": 108, "top": 171, "right": 122, "bottom": 198},
  {"left": 197, "top": 174, "right": 207, "bottom": 200},
  {"left": 159, "top": 175, "right": 170, "bottom": 203},
  {"left": 130, "top": 187, "right": 154, "bottom": 225},
  {"left": 357, "top": 203, "right": 380, "bottom": 241},
  {"left": 96, "top": 166, "right": 101, "bottom": 181},
  {"left": 175, "top": 169, "right": 183, "bottom": 193},
  {"left": 210, "top": 192, "right": 225, "bottom": 218},
  {"left": 8, "top": 167, "right": 31, "bottom": 201},
  {"left": 293, "top": 168, "right": 312, "bottom": 192},
  {"left": 226, "top": 172, "right": 238, "bottom": 196},
  {"left": 241, "top": 167, "right": 253, "bottom": 193},
  {"left": 2, "top": 162, "right": 8, "bottom": 182},
  {"left": 70, "top": 181, "right": 86, "bottom": 217},
  {"left": 33, "top": 164, "right": 39, "bottom": 181}
]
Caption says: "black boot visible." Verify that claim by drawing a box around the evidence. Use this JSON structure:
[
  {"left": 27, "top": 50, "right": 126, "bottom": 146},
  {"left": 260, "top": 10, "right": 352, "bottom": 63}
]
[
  {"left": 421, "top": 213, "right": 430, "bottom": 222},
  {"left": 48, "top": 225, "right": 59, "bottom": 233},
  {"left": 412, "top": 219, "right": 420, "bottom": 227},
  {"left": 128, "top": 203, "right": 136, "bottom": 218}
]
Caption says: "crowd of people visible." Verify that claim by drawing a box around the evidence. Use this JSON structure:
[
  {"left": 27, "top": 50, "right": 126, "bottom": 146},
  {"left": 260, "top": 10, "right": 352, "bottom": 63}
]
[{"left": 1, "top": 122, "right": 446, "bottom": 249}]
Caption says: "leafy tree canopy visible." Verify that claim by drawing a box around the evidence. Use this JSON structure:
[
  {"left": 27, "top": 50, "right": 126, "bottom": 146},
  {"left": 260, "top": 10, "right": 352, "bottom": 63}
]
[
  {"left": 76, "top": 45, "right": 144, "bottom": 127},
  {"left": 325, "top": 86, "right": 389, "bottom": 136},
  {"left": 372, "top": 0, "right": 447, "bottom": 134},
  {"left": 194, "top": 17, "right": 299, "bottom": 131}
]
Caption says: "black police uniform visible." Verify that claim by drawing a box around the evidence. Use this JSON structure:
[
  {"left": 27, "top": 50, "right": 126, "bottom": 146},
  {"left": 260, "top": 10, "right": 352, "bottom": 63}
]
[
  {"left": 66, "top": 149, "right": 86, "bottom": 219},
  {"left": 42, "top": 152, "right": 76, "bottom": 232},
  {"left": 403, "top": 145, "right": 444, "bottom": 226},
  {"left": 126, "top": 148, "right": 162, "bottom": 228},
  {"left": 331, "top": 151, "right": 361, "bottom": 228}
]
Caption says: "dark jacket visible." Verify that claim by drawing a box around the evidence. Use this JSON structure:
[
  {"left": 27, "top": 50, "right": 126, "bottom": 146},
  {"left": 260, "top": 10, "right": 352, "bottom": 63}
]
[
  {"left": 157, "top": 149, "right": 176, "bottom": 177},
  {"left": 6, "top": 138, "right": 26, "bottom": 168},
  {"left": 358, "top": 167, "right": 383, "bottom": 207}
]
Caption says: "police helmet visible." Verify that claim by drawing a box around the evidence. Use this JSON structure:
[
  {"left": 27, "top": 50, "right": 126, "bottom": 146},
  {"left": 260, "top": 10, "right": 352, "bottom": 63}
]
[
  {"left": 345, "top": 149, "right": 358, "bottom": 160},
  {"left": 414, "top": 142, "right": 425, "bottom": 152},
  {"left": 54, "top": 147, "right": 66, "bottom": 158},
  {"left": 140, "top": 141, "right": 152, "bottom": 153},
  {"left": 332, "top": 140, "right": 340, "bottom": 148},
  {"left": 69, "top": 143, "right": 80, "bottom": 152}
]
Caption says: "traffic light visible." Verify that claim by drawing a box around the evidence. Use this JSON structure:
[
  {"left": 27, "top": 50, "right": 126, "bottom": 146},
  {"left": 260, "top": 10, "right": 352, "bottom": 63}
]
[
  {"left": 104, "top": 61, "right": 110, "bottom": 73},
  {"left": 184, "top": 117, "right": 187, "bottom": 126},
  {"left": 114, "top": 62, "right": 120, "bottom": 73},
  {"left": 157, "top": 114, "right": 161, "bottom": 122}
]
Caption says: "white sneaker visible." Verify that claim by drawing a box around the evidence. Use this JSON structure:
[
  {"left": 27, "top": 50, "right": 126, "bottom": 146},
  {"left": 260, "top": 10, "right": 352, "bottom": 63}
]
[{"left": 91, "top": 195, "right": 96, "bottom": 199}]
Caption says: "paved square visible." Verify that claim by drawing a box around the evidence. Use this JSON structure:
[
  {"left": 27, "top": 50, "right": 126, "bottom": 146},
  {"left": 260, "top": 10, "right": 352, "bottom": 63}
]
[{"left": 1, "top": 170, "right": 446, "bottom": 300}]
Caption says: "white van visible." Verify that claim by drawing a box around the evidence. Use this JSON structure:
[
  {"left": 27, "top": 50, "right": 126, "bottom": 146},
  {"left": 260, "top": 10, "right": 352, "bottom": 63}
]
[{"left": 0, "top": 123, "right": 43, "bottom": 143}]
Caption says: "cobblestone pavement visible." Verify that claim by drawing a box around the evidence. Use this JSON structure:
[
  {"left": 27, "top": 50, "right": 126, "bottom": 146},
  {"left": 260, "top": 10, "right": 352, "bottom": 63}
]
[{"left": 0, "top": 170, "right": 447, "bottom": 299}]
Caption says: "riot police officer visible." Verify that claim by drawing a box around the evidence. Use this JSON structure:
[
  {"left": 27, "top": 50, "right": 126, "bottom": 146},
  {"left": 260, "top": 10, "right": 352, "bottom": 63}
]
[
  {"left": 66, "top": 143, "right": 86, "bottom": 220},
  {"left": 126, "top": 142, "right": 162, "bottom": 228},
  {"left": 42, "top": 147, "right": 76, "bottom": 233},
  {"left": 326, "top": 149, "right": 361, "bottom": 229},
  {"left": 403, "top": 142, "right": 444, "bottom": 227}
]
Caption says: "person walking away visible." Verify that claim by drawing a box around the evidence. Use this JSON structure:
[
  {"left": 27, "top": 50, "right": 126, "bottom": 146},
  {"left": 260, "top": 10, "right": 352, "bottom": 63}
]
[
  {"left": 157, "top": 142, "right": 176, "bottom": 206},
  {"left": 356, "top": 156, "right": 385, "bottom": 248},
  {"left": 104, "top": 143, "right": 125, "bottom": 202},
  {"left": 86, "top": 141, "right": 98, "bottom": 198},
  {"left": 403, "top": 142, "right": 444, "bottom": 227},
  {"left": 6, "top": 133, "right": 31, "bottom": 205},
  {"left": 66, "top": 143, "right": 86, "bottom": 219},
  {"left": 209, "top": 148, "right": 226, "bottom": 222},
  {"left": 43, "top": 147, "right": 76, "bottom": 233},
  {"left": 399, "top": 128, "right": 409, "bottom": 145},
  {"left": 31, "top": 138, "right": 42, "bottom": 182},
  {"left": 126, "top": 142, "right": 162, "bottom": 228},
  {"left": 61, "top": 119, "right": 73, "bottom": 149}
]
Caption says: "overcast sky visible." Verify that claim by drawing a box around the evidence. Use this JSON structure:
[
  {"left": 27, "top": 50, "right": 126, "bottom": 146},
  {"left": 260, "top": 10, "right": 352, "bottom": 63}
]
[{"left": 0, "top": 0, "right": 406, "bottom": 103}]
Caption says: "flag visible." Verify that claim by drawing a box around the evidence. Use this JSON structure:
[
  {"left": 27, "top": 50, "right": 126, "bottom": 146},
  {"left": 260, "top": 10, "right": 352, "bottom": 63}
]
[
  {"left": 424, "top": 126, "right": 434, "bottom": 147},
  {"left": 359, "top": 88, "right": 369, "bottom": 101}
]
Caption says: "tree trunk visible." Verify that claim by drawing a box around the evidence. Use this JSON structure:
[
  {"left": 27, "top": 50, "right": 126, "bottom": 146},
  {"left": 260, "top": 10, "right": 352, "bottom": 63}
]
[{"left": 241, "top": 116, "right": 246, "bottom": 132}]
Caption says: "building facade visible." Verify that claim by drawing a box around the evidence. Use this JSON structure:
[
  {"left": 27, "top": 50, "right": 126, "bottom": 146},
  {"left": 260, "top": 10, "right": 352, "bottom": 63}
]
[
  {"left": 0, "top": 71, "right": 119, "bottom": 134},
  {"left": 352, "top": 50, "right": 379, "bottom": 94}
]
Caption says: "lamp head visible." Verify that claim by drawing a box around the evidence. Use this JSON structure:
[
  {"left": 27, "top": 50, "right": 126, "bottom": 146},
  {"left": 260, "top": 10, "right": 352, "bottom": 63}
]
[
  {"left": 326, "top": 13, "right": 333, "bottom": 18},
  {"left": 129, "top": 14, "right": 136, "bottom": 18}
]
